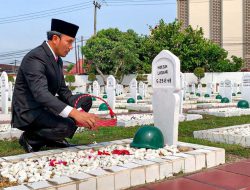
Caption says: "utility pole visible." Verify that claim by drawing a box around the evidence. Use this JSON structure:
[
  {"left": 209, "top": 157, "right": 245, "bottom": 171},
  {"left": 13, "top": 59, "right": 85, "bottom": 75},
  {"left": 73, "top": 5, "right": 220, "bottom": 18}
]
[
  {"left": 14, "top": 59, "right": 17, "bottom": 74},
  {"left": 93, "top": 1, "right": 101, "bottom": 35},
  {"left": 81, "top": 36, "right": 84, "bottom": 62},
  {"left": 77, "top": 45, "right": 80, "bottom": 74},
  {"left": 75, "top": 40, "right": 78, "bottom": 73},
  {"left": 81, "top": 36, "right": 84, "bottom": 73}
]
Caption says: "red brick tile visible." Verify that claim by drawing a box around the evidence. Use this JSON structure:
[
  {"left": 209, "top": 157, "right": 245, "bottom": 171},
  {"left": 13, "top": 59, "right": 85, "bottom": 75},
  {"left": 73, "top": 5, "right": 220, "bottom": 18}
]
[
  {"left": 217, "top": 161, "right": 250, "bottom": 177},
  {"left": 186, "top": 169, "right": 250, "bottom": 190},
  {"left": 144, "top": 178, "right": 222, "bottom": 190}
]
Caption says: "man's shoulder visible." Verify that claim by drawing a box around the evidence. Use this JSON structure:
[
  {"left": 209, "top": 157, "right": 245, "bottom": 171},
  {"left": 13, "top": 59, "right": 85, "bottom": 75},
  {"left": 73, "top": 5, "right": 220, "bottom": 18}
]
[{"left": 24, "top": 42, "right": 48, "bottom": 60}]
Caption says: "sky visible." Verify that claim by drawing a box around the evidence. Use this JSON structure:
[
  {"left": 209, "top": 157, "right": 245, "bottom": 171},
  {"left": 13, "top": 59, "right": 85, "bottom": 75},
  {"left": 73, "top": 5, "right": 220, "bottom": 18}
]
[{"left": 0, "top": 0, "right": 177, "bottom": 65}]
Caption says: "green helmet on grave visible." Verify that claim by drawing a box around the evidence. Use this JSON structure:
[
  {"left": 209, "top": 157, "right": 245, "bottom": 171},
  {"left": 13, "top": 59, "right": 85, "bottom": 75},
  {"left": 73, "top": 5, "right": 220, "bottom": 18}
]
[
  {"left": 216, "top": 95, "right": 222, "bottom": 99},
  {"left": 98, "top": 103, "right": 108, "bottom": 111},
  {"left": 130, "top": 126, "right": 164, "bottom": 149},
  {"left": 204, "top": 94, "right": 210, "bottom": 98},
  {"left": 221, "top": 97, "right": 230, "bottom": 103},
  {"left": 137, "top": 95, "right": 143, "bottom": 100},
  {"left": 237, "top": 100, "right": 249, "bottom": 109},
  {"left": 127, "top": 98, "right": 135, "bottom": 103}
]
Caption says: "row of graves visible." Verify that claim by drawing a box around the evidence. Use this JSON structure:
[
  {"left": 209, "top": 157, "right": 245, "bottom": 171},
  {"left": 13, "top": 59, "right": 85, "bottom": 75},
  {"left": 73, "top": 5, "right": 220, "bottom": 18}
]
[{"left": 0, "top": 51, "right": 227, "bottom": 190}]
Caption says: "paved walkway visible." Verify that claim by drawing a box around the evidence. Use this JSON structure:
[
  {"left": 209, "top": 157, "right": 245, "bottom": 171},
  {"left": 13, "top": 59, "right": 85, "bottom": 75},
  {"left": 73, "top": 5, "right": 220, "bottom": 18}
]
[{"left": 135, "top": 159, "right": 250, "bottom": 190}]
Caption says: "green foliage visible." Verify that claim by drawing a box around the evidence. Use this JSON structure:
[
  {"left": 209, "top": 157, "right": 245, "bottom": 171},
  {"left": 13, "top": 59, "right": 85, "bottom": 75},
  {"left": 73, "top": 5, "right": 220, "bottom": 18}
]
[
  {"left": 65, "top": 75, "right": 75, "bottom": 87},
  {"left": 88, "top": 73, "right": 96, "bottom": 82},
  {"left": 82, "top": 20, "right": 244, "bottom": 77},
  {"left": 8, "top": 75, "right": 14, "bottom": 83},
  {"left": 82, "top": 28, "right": 146, "bottom": 82},
  {"left": 142, "top": 19, "right": 244, "bottom": 72},
  {"left": 68, "top": 86, "right": 76, "bottom": 91},
  {"left": 66, "top": 63, "right": 74, "bottom": 72},
  {"left": 136, "top": 74, "right": 148, "bottom": 82},
  {"left": 194, "top": 67, "right": 205, "bottom": 83}
]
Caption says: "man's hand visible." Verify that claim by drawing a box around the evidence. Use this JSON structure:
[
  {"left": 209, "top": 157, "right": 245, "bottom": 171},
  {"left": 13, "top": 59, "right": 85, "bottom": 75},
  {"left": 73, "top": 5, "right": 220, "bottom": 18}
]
[{"left": 69, "top": 108, "right": 100, "bottom": 130}]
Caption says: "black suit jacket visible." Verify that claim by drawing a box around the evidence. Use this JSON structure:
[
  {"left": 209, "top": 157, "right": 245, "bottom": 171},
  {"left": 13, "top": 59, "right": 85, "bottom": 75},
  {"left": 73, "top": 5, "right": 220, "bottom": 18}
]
[{"left": 12, "top": 41, "right": 75, "bottom": 129}]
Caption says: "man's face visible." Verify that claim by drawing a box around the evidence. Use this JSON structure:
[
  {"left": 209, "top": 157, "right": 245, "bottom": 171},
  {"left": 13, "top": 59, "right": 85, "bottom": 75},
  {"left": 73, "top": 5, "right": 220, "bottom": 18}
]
[{"left": 53, "top": 34, "right": 74, "bottom": 57}]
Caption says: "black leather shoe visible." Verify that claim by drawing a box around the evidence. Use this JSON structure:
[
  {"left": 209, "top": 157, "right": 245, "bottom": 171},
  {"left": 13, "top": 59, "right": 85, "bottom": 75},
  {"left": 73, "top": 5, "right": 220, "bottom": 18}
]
[
  {"left": 19, "top": 133, "right": 42, "bottom": 153},
  {"left": 47, "top": 139, "right": 77, "bottom": 148}
]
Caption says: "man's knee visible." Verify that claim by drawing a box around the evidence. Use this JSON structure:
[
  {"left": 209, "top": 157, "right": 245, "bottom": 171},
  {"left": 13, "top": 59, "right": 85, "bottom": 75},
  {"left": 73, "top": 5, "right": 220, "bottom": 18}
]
[{"left": 54, "top": 118, "right": 77, "bottom": 139}]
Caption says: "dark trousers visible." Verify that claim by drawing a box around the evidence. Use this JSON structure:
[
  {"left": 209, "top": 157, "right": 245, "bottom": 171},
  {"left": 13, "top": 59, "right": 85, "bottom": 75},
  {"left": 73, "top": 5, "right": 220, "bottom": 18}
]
[{"left": 22, "top": 95, "right": 92, "bottom": 147}]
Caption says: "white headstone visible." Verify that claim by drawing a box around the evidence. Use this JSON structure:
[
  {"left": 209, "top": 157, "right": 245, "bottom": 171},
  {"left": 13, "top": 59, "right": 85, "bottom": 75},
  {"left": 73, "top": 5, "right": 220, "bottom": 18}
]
[
  {"left": 197, "top": 83, "right": 202, "bottom": 94},
  {"left": 233, "top": 83, "right": 238, "bottom": 94},
  {"left": 8, "top": 82, "right": 13, "bottom": 102},
  {"left": 191, "top": 83, "right": 196, "bottom": 94},
  {"left": 1, "top": 72, "right": 9, "bottom": 114},
  {"left": 179, "top": 73, "right": 184, "bottom": 115},
  {"left": 206, "top": 83, "right": 212, "bottom": 96},
  {"left": 129, "top": 78, "right": 137, "bottom": 103},
  {"left": 106, "top": 75, "right": 116, "bottom": 110},
  {"left": 92, "top": 80, "right": 100, "bottom": 97},
  {"left": 212, "top": 83, "right": 216, "bottom": 93},
  {"left": 239, "top": 83, "right": 242, "bottom": 93},
  {"left": 224, "top": 79, "right": 232, "bottom": 102},
  {"left": 183, "top": 81, "right": 187, "bottom": 100},
  {"left": 242, "top": 75, "right": 250, "bottom": 103},
  {"left": 88, "top": 85, "right": 92, "bottom": 94},
  {"left": 152, "top": 50, "right": 180, "bottom": 146},
  {"left": 219, "top": 81, "right": 225, "bottom": 97},
  {"left": 144, "top": 84, "right": 148, "bottom": 96},
  {"left": 138, "top": 81, "right": 145, "bottom": 98}
]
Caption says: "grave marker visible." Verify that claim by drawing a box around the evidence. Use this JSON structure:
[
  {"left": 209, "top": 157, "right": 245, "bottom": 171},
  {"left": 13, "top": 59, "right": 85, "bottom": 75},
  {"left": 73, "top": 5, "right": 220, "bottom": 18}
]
[
  {"left": 139, "top": 81, "right": 145, "bottom": 99},
  {"left": 242, "top": 75, "right": 250, "bottom": 103},
  {"left": 219, "top": 81, "right": 225, "bottom": 97},
  {"left": 206, "top": 83, "right": 212, "bottom": 96},
  {"left": 179, "top": 73, "right": 184, "bottom": 114},
  {"left": 1, "top": 72, "right": 9, "bottom": 114},
  {"left": 129, "top": 78, "right": 137, "bottom": 103},
  {"left": 152, "top": 50, "right": 180, "bottom": 146},
  {"left": 106, "top": 75, "right": 116, "bottom": 110},
  {"left": 224, "top": 79, "right": 232, "bottom": 102},
  {"left": 92, "top": 80, "right": 100, "bottom": 97}
]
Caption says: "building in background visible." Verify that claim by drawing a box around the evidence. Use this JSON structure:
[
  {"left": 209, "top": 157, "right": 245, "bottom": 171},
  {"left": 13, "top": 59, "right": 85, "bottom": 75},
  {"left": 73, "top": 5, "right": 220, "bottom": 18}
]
[{"left": 177, "top": 0, "right": 250, "bottom": 68}]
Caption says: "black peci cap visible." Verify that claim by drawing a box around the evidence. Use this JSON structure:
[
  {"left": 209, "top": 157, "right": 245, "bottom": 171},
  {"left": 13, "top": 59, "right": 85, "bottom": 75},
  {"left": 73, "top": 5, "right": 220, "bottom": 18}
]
[{"left": 51, "top": 18, "right": 79, "bottom": 38}]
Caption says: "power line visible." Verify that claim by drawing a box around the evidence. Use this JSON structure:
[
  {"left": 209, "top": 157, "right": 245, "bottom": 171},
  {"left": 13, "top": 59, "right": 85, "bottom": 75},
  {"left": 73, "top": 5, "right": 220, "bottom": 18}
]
[
  {"left": 0, "top": 4, "right": 92, "bottom": 24},
  {"left": 0, "top": 0, "right": 177, "bottom": 24},
  {"left": 0, "top": 2, "right": 92, "bottom": 21}
]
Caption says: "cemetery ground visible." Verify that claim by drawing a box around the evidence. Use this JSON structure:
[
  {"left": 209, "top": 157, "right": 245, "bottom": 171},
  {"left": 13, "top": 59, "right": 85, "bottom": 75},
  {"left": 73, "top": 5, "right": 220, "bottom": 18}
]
[{"left": 0, "top": 114, "right": 249, "bottom": 160}]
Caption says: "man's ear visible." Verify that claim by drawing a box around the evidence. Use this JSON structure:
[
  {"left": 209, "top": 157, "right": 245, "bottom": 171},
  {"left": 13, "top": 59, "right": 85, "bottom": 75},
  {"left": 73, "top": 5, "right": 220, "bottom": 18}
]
[{"left": 52, "top": 34, "right": 60, "bottom": 42}]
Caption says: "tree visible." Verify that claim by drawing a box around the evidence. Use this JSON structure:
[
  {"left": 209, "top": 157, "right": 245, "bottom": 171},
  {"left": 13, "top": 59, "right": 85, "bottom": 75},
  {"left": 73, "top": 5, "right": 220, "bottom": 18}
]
[
  {"left": 66, "top": 63, "right": 74, "bottom": 73},
  {"left": 88, "top": 73, "right": 96, "bottom": 83},
  {"left": 136, "top": 74, "right": 147, "bottom": 82},
  {"left": 141, "top": 19, "right": 244, "bottom": 72},
  {"left": 65, "top": 75, "right": 75, "bottom": 87},
  {"left": 194, "top": 67, "right": 205, "bottom": 84},
  {"left": 82, "top": 28, "right": 144, "bottom": 83},
  {"left": 8, "top": 75, "right": 14, "bottom": 83}
]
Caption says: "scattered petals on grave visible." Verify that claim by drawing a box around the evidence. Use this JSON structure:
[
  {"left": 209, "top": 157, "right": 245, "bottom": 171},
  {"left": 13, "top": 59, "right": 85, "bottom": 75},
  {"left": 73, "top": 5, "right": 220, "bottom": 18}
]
[{"left": 0, "top": 144, "right": 180, "bottom": 184}]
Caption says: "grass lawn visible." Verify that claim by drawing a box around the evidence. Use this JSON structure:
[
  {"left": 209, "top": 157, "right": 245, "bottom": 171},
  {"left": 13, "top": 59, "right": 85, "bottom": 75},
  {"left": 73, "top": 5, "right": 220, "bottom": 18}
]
[{"left": 0, "top": 114, "right": 250, "bottom": 159}]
